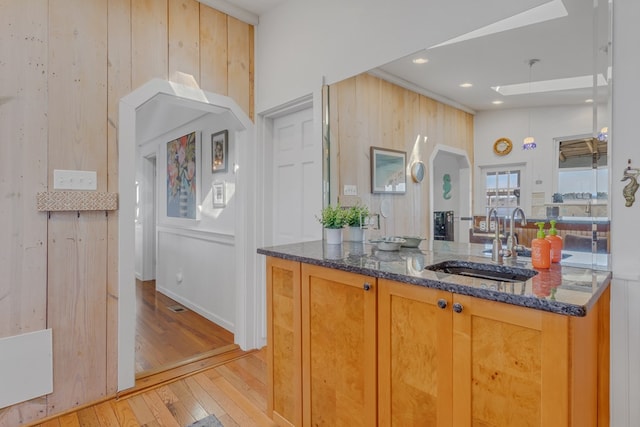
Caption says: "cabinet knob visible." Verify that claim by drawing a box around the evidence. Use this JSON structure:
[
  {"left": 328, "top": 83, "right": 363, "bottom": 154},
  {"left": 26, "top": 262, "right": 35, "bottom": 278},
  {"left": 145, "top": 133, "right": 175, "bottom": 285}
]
[
  {"left": 363, "top": 283, "right": 371, "bottom": 291},
  {"left": 453, "top": 302, "right": 463, "bottom": 313},
  {"left": 437, "top": 299, "right": 447, "bottom": 309}
]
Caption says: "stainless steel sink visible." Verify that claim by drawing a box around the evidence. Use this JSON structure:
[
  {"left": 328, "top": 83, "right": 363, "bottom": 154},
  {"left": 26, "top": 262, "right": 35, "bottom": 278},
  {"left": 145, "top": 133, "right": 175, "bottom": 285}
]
[{"left": 425, "top": 260, "right": 538, "bottom": 283}]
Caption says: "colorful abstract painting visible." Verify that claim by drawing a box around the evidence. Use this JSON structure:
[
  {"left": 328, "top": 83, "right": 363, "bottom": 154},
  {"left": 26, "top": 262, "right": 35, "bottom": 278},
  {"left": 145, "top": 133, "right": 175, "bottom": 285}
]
[{"left": 167, "top": 132, "right": 197, "bottom": 219}]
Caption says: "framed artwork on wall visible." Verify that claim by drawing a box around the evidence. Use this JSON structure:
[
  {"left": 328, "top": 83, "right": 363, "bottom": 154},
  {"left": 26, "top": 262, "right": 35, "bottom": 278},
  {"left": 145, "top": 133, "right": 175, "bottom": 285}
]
[
  {"left": 212, "top": 181, "right": 226, "bottom": 208},
  {"left": 370, "top": 146, "right": 407, "bottom": 194},
  {"left": 211, "top": 130, "right": 229, "bottom": 173},
  {"left": 166, "top": 131, "right": 198, "bottom": 219}
]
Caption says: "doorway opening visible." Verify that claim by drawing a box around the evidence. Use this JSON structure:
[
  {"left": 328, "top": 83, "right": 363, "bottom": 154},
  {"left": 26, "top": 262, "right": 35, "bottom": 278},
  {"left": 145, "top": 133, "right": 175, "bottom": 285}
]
[{"left": 118, "top": 79, "right": 258, "bottom": 391}]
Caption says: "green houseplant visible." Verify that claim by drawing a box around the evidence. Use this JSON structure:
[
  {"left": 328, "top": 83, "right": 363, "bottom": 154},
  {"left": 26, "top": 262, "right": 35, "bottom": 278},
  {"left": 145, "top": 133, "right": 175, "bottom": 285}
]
[
  {"left": 345, "top": 204, "right": 369, "bottom": 242},
  {"left": 317, "top": 205, "right": 346, "bottom": 244}
]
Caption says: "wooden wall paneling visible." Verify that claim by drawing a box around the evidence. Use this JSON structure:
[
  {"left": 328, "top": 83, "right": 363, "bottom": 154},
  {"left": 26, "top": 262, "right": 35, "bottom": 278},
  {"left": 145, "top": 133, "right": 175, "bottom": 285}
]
[
  {"left": 168, "top": 0, "right": 200, "bottom": 85},
  {"left": 199, "top": 7, "right": 228, "bottom": 97},
  {"left": 0, "top": 0, "right": 48, "bottom": 339},
  {"left": 0, "top": 0, "right": 49, "bottom": 424},
  {"left": 227, "top": 16, "right": 252, "bottom": 120},
  {"left": 402, "top": 88, "right": 421, "bottom": 235},
  {"left": 132, "top": 0, "right": 168, "bottom": 89},
  {"left": 336, "top": 78, "right": 356, "bottom": 205},
  {"left": 106, "top": 0, "right": 132, "bottom": 395},
  {"left": 47, "top": 0, "right": 109, "bottom": 413}
]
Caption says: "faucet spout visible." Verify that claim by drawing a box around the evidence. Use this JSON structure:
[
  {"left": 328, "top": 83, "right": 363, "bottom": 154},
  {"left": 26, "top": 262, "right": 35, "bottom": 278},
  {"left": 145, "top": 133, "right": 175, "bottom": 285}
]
[
  {"left": 506, "top": 207, "right": 527, "bottom": 258},
  {"left": 486, "top": 208, "right": 503, "bottom": 263}
]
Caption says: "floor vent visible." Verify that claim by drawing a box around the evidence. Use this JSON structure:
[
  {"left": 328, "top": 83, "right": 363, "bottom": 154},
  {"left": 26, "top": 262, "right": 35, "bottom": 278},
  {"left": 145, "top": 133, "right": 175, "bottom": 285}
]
[{"left": 167, "top": 304, "right": 187, "bottom": 313}]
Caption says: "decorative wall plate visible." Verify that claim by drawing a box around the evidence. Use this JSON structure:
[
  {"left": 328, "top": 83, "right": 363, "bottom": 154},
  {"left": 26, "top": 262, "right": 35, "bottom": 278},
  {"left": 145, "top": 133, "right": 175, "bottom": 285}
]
[
  {"left": 493, "top": 137, "right": 513, "bottom": 156},
  {"left": 411, "top": 161, "right": 425, "bottom": 183}
]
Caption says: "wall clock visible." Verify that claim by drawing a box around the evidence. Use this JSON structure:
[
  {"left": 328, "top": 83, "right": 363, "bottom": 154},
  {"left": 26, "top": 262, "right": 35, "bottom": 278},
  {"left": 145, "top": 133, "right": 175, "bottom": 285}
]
[{"left": 493, "top": 137, "right": 513, "bottom": 156}]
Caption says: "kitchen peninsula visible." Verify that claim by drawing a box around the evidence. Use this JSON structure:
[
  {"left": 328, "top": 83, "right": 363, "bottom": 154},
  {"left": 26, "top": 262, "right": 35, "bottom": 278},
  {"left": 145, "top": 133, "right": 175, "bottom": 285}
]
[{"left": 258, "top": 240, "right": 610, "bottom": 427}]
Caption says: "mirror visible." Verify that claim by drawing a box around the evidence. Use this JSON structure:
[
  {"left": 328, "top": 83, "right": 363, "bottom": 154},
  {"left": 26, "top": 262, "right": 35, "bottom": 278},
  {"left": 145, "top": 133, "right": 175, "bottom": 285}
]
[{"left": 323, "top": 0, "right": 612, "bottom": 265}]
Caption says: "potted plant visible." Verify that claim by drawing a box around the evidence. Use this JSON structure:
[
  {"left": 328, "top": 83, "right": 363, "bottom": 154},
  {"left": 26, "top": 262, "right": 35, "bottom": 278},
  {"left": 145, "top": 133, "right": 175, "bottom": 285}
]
[
  {"left": 345, "top": 204, "right": 369, "bottom": 242},
  {"left": 317, "top": 204, "right": 346, "bottom": 244}
]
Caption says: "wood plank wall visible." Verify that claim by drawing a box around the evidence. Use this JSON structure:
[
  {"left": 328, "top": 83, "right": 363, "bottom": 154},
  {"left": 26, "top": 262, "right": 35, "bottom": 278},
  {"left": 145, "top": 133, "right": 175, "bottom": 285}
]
[
  {"left": 0, "top": 0, "right": 253, "bottom": 425},
  {"left": 329, "top": 73, "right": 474, "bottom": 239}
]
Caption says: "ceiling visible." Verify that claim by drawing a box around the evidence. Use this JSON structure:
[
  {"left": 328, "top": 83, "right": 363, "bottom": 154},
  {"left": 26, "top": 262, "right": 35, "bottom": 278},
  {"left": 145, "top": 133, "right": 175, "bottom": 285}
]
[
  {"left": 215, "top": 0, "right": 611, "bottom": 113},
  {"left": 374, "top": 0, "right": 611, "bottom": 112}
]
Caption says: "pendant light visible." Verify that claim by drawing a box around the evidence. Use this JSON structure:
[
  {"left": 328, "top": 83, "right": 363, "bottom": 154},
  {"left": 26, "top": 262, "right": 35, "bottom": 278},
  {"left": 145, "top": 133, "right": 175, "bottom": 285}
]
[{"left": 523, "top": 59, "right": 539, "bottom": 150}]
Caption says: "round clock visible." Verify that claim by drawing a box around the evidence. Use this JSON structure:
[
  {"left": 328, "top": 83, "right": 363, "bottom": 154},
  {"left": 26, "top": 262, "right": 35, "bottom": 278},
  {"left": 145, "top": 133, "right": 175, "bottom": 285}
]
[{"left": 493, "top": 137, "right": 513, "bottom": 156}]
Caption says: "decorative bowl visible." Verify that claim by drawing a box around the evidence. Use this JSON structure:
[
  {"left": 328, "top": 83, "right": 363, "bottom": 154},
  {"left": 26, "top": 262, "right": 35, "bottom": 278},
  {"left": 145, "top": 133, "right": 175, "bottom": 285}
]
[
  {"left": 400, "top": 236, "right": 425, "bottom": 248},
  {"left": 370, "top": 237, "right": 406, "bottom": 251}
]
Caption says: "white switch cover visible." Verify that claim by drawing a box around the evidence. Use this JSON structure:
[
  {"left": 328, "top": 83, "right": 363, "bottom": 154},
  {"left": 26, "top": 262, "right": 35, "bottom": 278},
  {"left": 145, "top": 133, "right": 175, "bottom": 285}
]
[
  {"left": 343, "top": 185, "right": 357, "bottom": 196},
  {"left": 53, "top": 169, "right": 97, "bottom": 190}
]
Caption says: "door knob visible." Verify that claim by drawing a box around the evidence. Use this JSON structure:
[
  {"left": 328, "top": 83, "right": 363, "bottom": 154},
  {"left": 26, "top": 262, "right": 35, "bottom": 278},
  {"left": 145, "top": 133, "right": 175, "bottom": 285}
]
[
  {"left": 363, "top": 283, "right": 371, "bottom": 291},
  {"left": 437, "top": 299, "right": 447, "bottom": 309},
  {"left": 453, "top": 302, "right": 463, "bottom": 313}
]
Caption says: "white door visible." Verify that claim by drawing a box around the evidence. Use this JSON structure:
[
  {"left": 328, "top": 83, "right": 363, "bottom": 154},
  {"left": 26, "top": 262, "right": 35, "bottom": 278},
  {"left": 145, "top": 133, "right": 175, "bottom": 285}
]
[{"left": 272, "top": 107, "right": 321, "bottom": 245}]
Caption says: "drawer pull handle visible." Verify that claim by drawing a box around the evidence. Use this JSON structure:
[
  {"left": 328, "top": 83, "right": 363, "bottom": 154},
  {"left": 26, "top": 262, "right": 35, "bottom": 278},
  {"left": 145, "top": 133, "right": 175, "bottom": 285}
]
[
  {"left": 437, "top": 299, "right": 447, "bottom": 309},
  {"left": 363, "top": 283, "right": 371, "bottom": 291},
  {"left": 453, "top": 303, "right": 463, "bottom": 313}
]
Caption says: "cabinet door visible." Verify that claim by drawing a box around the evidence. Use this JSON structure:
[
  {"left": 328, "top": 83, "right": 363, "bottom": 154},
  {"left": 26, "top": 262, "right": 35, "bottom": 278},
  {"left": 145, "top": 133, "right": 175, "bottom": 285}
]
[
  {"left": 378, "top": 279, "right": 453, "bottom": 427},
  {"left": 266, "top": 257, "right": 302, "bottom": 427},
  {"left": 301, "top": 264, "right": 377, "bottom": 427},
  {"left": 451, "top": 295, "right": 570, "bottom": 427}
]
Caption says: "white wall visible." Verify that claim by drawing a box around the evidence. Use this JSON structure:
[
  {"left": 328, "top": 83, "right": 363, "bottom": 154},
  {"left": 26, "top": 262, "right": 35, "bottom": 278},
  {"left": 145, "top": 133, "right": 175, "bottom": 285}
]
[
  {"left": 474, "top": 104, "right": 608, "bottom": 212},
  {"left": 137, "top": 113, "right": 238, "bottom": 332},
  {"left": 610, "top": 1, "right": 640, "bottom": 425}
]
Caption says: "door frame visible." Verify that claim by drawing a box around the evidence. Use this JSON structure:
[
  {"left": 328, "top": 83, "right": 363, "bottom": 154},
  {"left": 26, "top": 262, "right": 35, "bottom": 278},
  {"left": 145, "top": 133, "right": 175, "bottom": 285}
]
[
  {"left": 255, "top": 91, "right": 319, "bottom": 346},
  {"left": 118, "top": 79, "right": 256, "bottom": 391}
]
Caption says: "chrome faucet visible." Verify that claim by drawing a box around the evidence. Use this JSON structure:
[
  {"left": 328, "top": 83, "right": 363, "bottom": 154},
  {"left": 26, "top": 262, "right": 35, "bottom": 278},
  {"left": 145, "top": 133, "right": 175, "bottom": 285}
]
[
  {"left": 486, "top": 208, "right": 503, "bottom": 263},
  {"left": 506, "top": 207, "right": 527, "bottom": 259}
]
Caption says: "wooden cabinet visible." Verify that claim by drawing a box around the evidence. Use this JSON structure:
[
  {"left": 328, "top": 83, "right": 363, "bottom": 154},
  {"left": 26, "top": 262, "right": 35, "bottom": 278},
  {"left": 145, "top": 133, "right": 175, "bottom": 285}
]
[
  {"left": 266, "top": 257, "right": 609, "bottom": 427},
  {"left": 378, "top": 279, "right": 610, "bottom": 427},
  {"left": 301, "top": 263, "right": 377, "bottom": 427},
  {"left": 266, "top": 257, "right": 302, "bottom": 427}
]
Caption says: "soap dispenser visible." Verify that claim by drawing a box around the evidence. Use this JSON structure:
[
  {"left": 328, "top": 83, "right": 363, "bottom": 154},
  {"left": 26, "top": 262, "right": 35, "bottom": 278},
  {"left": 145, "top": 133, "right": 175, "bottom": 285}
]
[
  {"left": 531, "top": 222, "right": 551, "bottom": 269},
  {"left": 545, "top": 220, "right": 563, "bottom": 263}
]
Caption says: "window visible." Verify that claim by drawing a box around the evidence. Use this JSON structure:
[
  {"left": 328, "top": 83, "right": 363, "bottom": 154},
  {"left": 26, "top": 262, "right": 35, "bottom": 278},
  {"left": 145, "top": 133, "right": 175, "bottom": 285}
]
[{"left": 484, "top": 168, "right": 521, "bottom": 217}]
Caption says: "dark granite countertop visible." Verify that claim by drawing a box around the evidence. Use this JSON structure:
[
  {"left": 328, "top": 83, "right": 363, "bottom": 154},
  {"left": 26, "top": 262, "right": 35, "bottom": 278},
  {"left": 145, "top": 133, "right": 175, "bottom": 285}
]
[{"left": 257, "top": 240, "right": 611, "bottom": 317}]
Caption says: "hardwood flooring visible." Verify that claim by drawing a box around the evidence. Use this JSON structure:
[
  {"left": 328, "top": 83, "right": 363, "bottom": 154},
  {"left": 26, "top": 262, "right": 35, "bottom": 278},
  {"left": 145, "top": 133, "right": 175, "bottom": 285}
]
[
  {"left": 135, "top": 280, "right": 235, "bottom": 375},
  {"left": 30, "top": 348, "right": 275, "bottom": 427}
]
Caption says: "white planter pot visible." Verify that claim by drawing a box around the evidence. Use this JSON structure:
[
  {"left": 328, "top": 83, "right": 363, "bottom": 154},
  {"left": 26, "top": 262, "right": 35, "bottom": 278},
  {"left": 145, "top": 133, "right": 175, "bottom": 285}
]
[
  {"left": 324, "top": 227, "right": 343, "bottom": 245},
  {"left": 347, "top": 226, "right": 365, "bottom": 242}
]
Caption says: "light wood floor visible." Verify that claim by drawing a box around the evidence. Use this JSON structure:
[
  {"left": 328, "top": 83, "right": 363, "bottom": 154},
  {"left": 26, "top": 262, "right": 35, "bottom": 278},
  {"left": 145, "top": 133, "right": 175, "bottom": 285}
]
[
  {"left": 136, "top": 280, "right": 236, "bottom": 374},
  {"left": 30, "top": 348, "right": 275, "bottom": 427}
]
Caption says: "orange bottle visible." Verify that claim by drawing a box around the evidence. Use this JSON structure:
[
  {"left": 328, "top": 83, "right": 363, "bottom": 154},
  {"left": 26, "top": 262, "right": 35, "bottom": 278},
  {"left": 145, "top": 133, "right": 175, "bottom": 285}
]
[
  {"left": 545, "top": 220, "right": 563, "bottom": 263},
  {"left": 531, "top": 222, "right": 551, "bottom": 269}
]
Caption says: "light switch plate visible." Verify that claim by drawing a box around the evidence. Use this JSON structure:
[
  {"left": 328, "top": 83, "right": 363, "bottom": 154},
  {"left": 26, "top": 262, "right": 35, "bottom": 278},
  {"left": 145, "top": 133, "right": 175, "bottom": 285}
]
[
  {"left": 53, "top": 170, "right": 97, "bottom": 190},
  {"left": 343, "top": 184, "right": 357, "bottom": 196}
]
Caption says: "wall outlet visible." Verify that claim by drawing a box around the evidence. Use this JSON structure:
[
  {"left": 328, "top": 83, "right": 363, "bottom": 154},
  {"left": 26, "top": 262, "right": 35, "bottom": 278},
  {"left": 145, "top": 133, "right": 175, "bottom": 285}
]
[
  {"left": 53, "top": 169, "right": 97, "bottom": 190},
  {"left": 343, "top": 184, "right": 357, "bottom": 196}
]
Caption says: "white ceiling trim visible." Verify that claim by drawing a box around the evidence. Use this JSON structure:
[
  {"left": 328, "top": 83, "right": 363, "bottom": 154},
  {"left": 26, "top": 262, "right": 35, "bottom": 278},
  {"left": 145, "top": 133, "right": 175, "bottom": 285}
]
[{"left": 197, "top": 0, "right": 259, "bottom": 25}]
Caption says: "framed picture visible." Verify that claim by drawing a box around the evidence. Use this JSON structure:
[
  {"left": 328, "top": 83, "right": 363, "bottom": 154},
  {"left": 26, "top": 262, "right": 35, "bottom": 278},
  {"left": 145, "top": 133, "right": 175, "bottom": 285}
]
[
  {"left": 212, "top": 181, "right": 226, "bottom": 208},
  {"left": 211, "top": 130, "right": 228, "bottom": 173},
  {"left": 166, "top": 131, "right": 198, "bottom": 219},
  {"left": 370, "top": 146, "right": 407, "bottom": 194}
]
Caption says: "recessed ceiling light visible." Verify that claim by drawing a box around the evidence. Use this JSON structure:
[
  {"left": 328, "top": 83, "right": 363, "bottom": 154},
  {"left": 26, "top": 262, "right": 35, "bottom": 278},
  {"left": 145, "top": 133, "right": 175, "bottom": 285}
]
[
  {"left": 585, "top": 99, "right": 594, "bottom": 103},
  {"left": 459, "top": 83, "right": 473, "bottom": 88},
  {"left": 412, "top": 57, "right": 428, "bottom": 65},
  {"left": 492, "top": 100, "right": 504, "bottom": 105}
]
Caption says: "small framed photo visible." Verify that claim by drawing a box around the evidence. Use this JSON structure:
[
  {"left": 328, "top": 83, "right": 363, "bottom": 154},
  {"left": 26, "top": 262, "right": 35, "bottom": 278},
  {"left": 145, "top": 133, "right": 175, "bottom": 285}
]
[
  {"left": 370, "top": 146, "right": 407, "bottom": 194},
  {"left": 211, "top": 130, "right": 229, "bottom": 173},
  {"left": 212, "top": 181, "right": 226, "bottom": 208}
]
